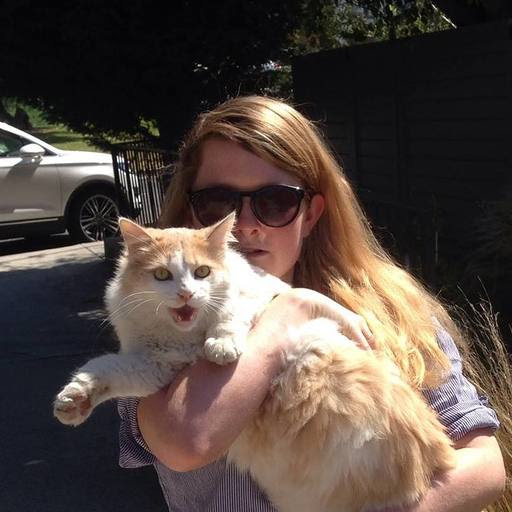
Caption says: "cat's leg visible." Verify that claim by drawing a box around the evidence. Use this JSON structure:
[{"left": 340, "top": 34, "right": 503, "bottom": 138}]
[
  {"left": 203, "top": 320, "right": 248, "bottom": 365},
  {"left": 203, "top": 291, "right": 277, "bottom": 365},
  {"left": 54, "top": 352, "right": 180, "bottom": 426},
  {"left": 203, "top": 302, "right": 260, "bottom": 366}
]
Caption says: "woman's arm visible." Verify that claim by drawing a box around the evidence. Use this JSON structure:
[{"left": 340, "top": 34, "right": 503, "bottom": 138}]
[
  {"left": 411, "top": 328, "right": 505, "bottom": 511},
  {"left": 137, "top": 319, "right": 284, "bottom": 471},
  {"left": 137, "top": 289, "right": 372, "bottom": 471},
  {"left": 408, "top": 429, "right": 505, "bottom": 512}
]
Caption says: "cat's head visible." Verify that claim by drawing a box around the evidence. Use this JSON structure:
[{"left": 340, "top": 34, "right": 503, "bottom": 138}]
[{"left": 114, "top": 213, "right": 236, "bottom": 332}]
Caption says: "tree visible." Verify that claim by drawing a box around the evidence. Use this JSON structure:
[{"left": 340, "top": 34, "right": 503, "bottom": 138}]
[
  {"left": 0, "top": 1, "right": 477, "bottom": 148},
  {"left": 433, "top": 0, "right": 512, "bottom": 26},
  {"left": 0, "top": 0, "right": 311, "bottom": 148}
]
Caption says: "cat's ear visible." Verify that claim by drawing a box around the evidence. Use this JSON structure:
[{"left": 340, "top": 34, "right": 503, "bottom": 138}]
[
  {"left": 205, "top": 212, "right": 237, "bottom": 248},
  {"left": 118, "top": 218, "right": 152, "bottom": 251}
]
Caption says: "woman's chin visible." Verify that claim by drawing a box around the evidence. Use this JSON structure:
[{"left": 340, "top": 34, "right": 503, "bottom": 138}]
[{"left": 244, "top": 252, "right": 273, "bottom": 272}]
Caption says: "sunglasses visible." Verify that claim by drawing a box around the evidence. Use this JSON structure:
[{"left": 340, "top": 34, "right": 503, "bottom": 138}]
[{"left": 188, "top": 184, "right": 307, "bottom": 228}]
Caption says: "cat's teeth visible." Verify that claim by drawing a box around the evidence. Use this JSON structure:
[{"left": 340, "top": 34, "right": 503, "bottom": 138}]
[{"left": 169, "top": 305, "right": 197, "bottom": 324}]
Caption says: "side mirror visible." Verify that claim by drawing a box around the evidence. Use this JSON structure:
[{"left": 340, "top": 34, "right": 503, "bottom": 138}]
[{"left": 19, "top": 143, "right": 45, "bottom": 158}]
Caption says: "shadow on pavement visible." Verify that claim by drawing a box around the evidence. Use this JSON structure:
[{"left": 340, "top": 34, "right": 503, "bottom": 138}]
[
  {"left": 0, "top": 233, "right": 80, "bottom": 257},
  {"left": 1, "top": 257, "right": 166, "bottom": 512}
]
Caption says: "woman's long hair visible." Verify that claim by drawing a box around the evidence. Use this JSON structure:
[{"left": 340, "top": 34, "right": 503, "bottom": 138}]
[{"left": 159, "top": 95, "right": 460, "bottom": 388}]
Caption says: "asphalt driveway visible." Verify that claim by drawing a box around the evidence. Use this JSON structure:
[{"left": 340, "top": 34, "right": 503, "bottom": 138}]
[{"left": 0, "top": 242, "right": 166, "bottom": 512}]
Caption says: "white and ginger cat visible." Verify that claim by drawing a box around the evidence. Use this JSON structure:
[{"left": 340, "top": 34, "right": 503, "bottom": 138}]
[{"left": 54, "top": 213, "right": 455, "bottom": 512}]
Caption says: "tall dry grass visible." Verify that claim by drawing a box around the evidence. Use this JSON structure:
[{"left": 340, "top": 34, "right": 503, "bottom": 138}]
[
  {"left": 465, "top": 195, "right": 512, "bottom": 284},
  {"left": 451, "top": 301, "right": 512, "bottom": 511}
]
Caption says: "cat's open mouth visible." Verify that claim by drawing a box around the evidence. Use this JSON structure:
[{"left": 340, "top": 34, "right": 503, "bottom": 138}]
[{"left": 169, "top": 305, "right": 197, "bottom": 324}]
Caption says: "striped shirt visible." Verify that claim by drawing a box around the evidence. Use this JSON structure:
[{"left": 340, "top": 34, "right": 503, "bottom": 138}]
[{"left": 117, "top": 329, "right": 500, "bottom": 511}]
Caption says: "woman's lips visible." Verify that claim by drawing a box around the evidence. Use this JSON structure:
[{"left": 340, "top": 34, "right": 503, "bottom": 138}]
[{"left": 239, "top": 248, "right": 268, "bottom": 257}]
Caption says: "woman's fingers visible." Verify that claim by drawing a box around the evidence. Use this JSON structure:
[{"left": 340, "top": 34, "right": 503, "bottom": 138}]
[
  {"left": 359, "top": 320, "right": 375, "bottom": 349},
  {"left": 344, "top": 321, "right": 372, "bottom": 350},
  {"left": 284, "top": 288, "right": 374, "bottom": 349}
]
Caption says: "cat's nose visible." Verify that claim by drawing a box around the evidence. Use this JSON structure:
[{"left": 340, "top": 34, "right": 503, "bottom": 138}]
[{"left": 178, "top": 291, "right": 194, "bottom": 302}]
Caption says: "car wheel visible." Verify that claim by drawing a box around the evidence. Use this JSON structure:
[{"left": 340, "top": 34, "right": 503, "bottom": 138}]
[{"left": 68, "top": 190, "right": 120, "bottom": 242}]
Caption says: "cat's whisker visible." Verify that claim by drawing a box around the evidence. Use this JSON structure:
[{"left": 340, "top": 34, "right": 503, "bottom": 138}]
[
  {"left": 109, "top": 303, "right": 151, "bottom": 323},
  {"left": 114, "top": 298, "right": 157, "bottom": 322},
  {"left": 205, "top": 304, "right": 222, "bottom": 315},
  {"left": 155, "top": 301, "right": 164, "bottom": 317},
  {"left": 203, "top": 302, "right": 222, "bottom": 315},
  {"left": 208, "top": 297, "right": 229, "bottom": 307},
  {"left": 99, "top": 315, "right": 114, "bottom": 328},
  {"left": 206, "top": 295, "right": 225, "bottom": 305},
  {"left": 208, "top": 294, "right": 228, "bottom": 301},
  {"left": 118, "top": 291, "right": 157, "bottom": 306},
  {"left": 120, "top": 290, "right": 157, "bottom": 300},
  {"left": 110, "top": 297, "right": 149, "bottom": 314},
  {"left": 206, "top": 297, "right": 225, "bottom": 309},
  {"left": 109, "top": 298, "right": 153, "bottom": 321}
]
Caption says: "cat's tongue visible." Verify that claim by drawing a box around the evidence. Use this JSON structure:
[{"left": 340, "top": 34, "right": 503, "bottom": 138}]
[{"left": 169, "top": 305, "right": 197, "bottom": 324}]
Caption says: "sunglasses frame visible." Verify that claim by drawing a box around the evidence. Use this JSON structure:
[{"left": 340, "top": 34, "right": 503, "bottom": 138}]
[{"left": 188, "top": 184, "right": 307, "bottom": 228}]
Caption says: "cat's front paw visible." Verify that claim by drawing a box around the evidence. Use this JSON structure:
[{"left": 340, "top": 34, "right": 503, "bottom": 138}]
[
  {"left": 204, "top": 336, "right": 242, "bottom": 365},
  {"left": 53, "top": 375, "right": 104, "bottom": 426}
]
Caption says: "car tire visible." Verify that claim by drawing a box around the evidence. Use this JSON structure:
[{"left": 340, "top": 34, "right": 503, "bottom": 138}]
[{"left": 68, "top": 188, "right": 120, "bottom": 242}]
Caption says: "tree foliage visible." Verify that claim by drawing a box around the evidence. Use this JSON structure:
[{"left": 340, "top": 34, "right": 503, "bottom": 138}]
[
  {"left": 340, "top": 0, "right": 453, "bottom": 41},
  {"left": 0, "top": 0, "right": 311, "bottom": 147},
  {"left": 289, "top": 0, "right": 452, "bottom": 54},
  {"left": 0, "top": 0, "right": 457, "bottom": 148}
]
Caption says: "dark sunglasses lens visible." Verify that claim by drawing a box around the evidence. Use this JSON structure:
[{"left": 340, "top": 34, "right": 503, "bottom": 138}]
[
  {"left": 191, "top": 189, "right": 237, "bottom": 226},
  {"left": 254, "top": 186, "right": 302, "bottom": 227}
]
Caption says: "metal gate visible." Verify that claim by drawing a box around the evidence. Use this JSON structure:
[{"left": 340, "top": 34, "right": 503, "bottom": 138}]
[{"left": 111, "top": 142, "right": 174, "bottom": 227}]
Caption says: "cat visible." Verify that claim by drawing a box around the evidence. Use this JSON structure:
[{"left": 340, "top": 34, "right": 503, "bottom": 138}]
[
  {"left": 53, "top": 213, "right": 287, "bottom": 426},
  {"left": 53, "top": 213, "right": 455, "bottom": 512}
]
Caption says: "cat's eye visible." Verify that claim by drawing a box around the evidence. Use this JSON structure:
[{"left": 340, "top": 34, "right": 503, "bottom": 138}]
[
  {"left": 194, "top": 265, "right": 210, "bottom": 279},
  {"left": 154, "top": 268, "right": 172, "bottom": 281}
]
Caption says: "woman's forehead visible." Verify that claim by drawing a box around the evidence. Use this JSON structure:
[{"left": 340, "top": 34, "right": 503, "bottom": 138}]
[{"left": 193, "top": 138, "right": 301, "bottom": 191}]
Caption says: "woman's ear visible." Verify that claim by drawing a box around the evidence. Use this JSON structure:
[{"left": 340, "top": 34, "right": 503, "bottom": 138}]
[{"left": 302, "top": 194, "right": 325, "bottom": 237}]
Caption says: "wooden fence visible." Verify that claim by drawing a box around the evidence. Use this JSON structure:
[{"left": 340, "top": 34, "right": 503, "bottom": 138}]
[{"left": 293, "top": 20, "right": 512, "bottom": 276}]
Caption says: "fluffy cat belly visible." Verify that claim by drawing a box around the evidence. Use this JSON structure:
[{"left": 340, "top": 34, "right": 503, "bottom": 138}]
[{"left": 228, "top": 318, "right": 455, "bottom": 512}]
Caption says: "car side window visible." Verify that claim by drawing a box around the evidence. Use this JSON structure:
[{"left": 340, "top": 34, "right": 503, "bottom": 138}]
[{"left": 0, "top": 131, "right": 26, "bottom": 157}]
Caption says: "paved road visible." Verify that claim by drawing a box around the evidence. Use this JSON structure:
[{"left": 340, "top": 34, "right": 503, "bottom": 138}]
[{"left": 0, "top": 242, "right": 166, "bottom": 512}]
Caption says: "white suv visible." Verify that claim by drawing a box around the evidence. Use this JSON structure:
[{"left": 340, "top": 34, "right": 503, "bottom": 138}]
[{"left": 0, "top": 122, "right": 126, "bottom": 241}]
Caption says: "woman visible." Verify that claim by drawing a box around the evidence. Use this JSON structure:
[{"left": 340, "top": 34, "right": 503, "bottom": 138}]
[{"left": 118, "top": 96, "right": 504, "bottom": 511}]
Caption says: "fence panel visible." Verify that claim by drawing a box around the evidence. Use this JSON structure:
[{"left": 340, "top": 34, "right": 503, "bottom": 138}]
[
  {"left": 111, "top": 142, "right": 174, "bottom": 227},
  {"left": 358, "top": 191, "right": 438, "bottom": 285}
]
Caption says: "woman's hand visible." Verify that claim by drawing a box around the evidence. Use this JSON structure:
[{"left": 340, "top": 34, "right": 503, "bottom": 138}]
[{"left": 264, "top": 288, "right": 374, "bottom": 350}]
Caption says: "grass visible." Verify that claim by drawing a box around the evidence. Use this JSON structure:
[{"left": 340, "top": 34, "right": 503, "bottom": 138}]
[
  {"left": 29, "top": 125, "right": 100, "bottom": 152},
  {"left": 3, "top": 98, "right": 102, "bottom": 152},
  {"left": 454, "top": 303, "right": 512, "bottom": 512}
]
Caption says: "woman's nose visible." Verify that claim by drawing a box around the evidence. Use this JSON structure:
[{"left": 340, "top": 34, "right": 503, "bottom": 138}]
[{"left": 234, "top": 197, "right": 260, "bottom": 233}]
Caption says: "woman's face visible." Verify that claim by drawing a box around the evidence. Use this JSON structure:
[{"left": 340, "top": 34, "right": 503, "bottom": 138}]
[{"left": 191, "top": 138, "right": 324, "bottom": 283}]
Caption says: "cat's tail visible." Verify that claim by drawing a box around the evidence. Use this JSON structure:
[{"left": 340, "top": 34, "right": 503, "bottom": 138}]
[{"left": 264, "top": 317, "right": 456, "bottom": 510}]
